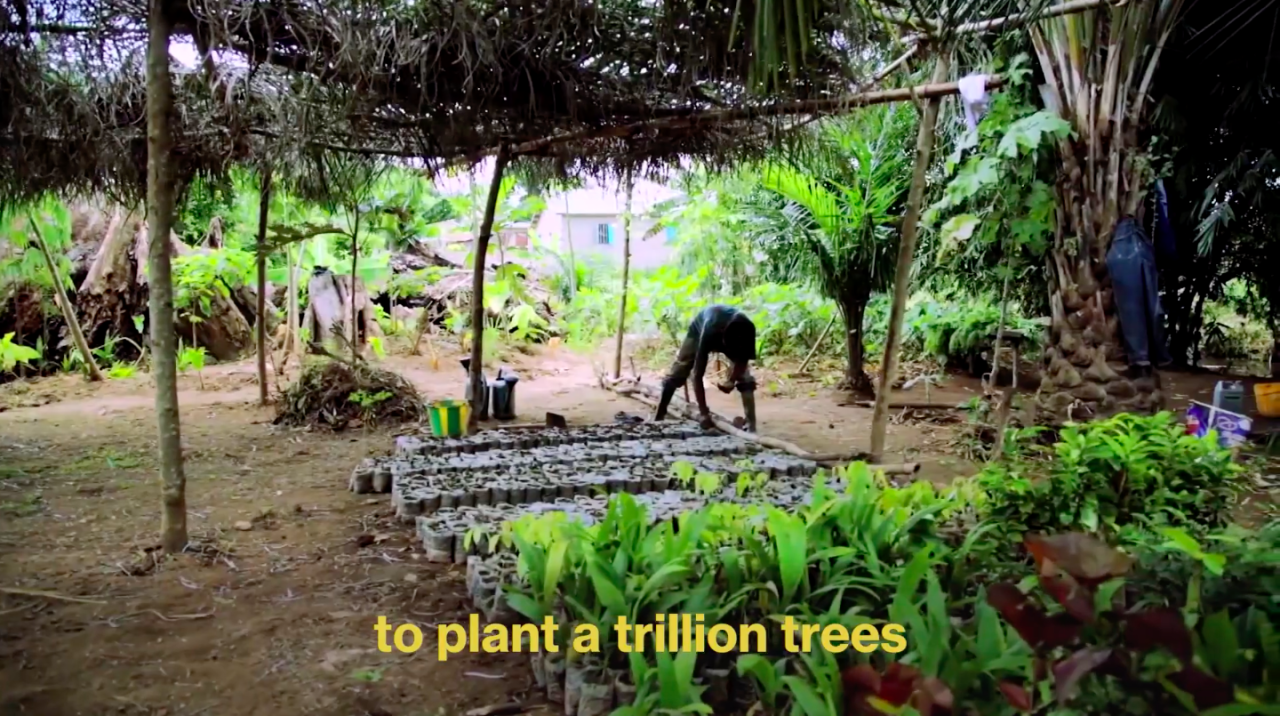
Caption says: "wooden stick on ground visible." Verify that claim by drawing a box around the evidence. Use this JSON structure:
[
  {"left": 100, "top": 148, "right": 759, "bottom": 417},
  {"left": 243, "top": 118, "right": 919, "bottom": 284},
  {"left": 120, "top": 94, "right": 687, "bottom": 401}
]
[
  {"left": 842, "top": 400, "right": 962, "bottom": 410},
  {"left": 798, "top": 315, "right": 837, "bottom": 373},
  {"left": 605, "top": 377, "right": 920, "bottom": 474},
  {"left": 1, "top": 587, "right": 107, "bottom": 604}
]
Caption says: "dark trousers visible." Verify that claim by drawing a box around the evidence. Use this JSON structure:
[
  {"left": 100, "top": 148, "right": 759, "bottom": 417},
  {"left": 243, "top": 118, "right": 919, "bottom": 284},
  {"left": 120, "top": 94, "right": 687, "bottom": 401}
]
[
  {"left": 662, "top": 335, "right": 755, "bottom": 391},
  {"left": 1106, "top": 218, "right": 1171, "bottom": 366}
]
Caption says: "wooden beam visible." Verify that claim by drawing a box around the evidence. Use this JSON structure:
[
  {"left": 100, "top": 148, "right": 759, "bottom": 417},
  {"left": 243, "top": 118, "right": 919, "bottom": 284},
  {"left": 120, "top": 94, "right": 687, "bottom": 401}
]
[{"left": 504, "top": 75, "right": 1006, "bottom": 159}]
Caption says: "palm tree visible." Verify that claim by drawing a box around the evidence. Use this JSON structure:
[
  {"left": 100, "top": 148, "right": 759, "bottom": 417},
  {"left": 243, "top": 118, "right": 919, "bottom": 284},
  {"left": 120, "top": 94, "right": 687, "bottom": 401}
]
[
  {"left": 737, "top": 105, "right": 914, "bottom": 394},
  {"left": 1027, "top": 2, "right": 1189, "bottom": 422}
]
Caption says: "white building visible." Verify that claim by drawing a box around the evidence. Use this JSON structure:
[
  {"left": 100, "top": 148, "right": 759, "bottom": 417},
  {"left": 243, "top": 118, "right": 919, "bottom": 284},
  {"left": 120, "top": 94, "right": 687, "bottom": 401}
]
[{"left": 534, "top": 179, "right": 683, "bottom": 270}]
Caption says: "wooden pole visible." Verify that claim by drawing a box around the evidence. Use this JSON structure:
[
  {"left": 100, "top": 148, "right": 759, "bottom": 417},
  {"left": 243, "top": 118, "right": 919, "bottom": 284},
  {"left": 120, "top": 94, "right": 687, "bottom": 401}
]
[
  {"left": 284, "top": 243, "right": 301, "bottom": 365},
  {"left": 612, "top": 170, "right": 635, "bottom": 380},
  {"left": 798, "top": 315, "right": 837, "bottom": 373},
  {"left": 563, "top": 192, "right": 577, "bottom": 299},
  {"left": 26, "top": 217, "right": 104, "bottom": 382},
  {"left": 254, "top": 167, "right": 272, "bottom": 405},
  {"left": 869, "top": 52, "right": 951, "bottom": 463},
  {"left": 349, "top": 209, "right": 361, "bottom": 360},
  {"left": 466, "top": 148, "right": 511, "bottom": 434},
  {"left": 145, "top": 0, "right": 188, "bottom": 553}
]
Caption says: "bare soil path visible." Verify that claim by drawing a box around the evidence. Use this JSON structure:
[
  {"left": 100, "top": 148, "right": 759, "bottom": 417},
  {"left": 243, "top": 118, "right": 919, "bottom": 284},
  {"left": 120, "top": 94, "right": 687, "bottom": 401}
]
[{"left": 1, "top": 344, "right": 1234, "bottom": 716}]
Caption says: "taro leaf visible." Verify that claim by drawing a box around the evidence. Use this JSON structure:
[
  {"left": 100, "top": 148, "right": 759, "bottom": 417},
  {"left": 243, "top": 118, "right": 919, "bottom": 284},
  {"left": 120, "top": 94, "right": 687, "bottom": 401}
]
[
  {"left": 998, "top": 681, "right": 1033, "bottom": 712},
  {"left": 1168, "top": 664, "right": 1235, "bottom": 710},
  {"left": 878, "top": 663, "right": 923, "bottom": 706},
  {"left": 1052, "top": 647, "right": 1112, "bottom": 704},
  {"left": 1025, "top": 533, "right": 1134, "bottom": 584},
  {"left": 841, "top": 664, "right": 881, "bottom": 695},
  {"left": 1038, "top": 615, "right": 1083, "bottom": 650},
  {"left": 1039, "top": 569, "right": 1095, "bottom": 624},
  {"left": 987, "top": 583, "right": 1080, "bottom": 650},
  {"left": 1123, "top": 608, "right": 1193, "bottom": 661},
  {"left": 915, "top": 676, "right": 954, "bottom": 716}
]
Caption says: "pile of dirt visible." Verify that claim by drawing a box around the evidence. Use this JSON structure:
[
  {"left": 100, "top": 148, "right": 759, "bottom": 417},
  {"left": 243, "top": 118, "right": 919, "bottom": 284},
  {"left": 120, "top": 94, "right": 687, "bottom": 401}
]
[{"left": 274, "top": 359, "right": 426, "bottom": 429}]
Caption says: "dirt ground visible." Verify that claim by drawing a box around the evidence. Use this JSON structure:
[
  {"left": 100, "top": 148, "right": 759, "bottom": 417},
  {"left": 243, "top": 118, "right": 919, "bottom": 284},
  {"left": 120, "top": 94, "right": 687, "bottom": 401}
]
[{"left": 0, "top": 344, "right": 1264, "bottom": 716}]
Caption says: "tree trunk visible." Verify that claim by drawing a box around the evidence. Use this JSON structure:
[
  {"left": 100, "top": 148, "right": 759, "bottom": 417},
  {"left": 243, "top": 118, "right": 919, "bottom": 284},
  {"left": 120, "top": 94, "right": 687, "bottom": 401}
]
[
  {"left": 1028, "top": 6, "right": 1177, "bottom": 423},
  {"left": 466, "top": 149, "right": 510, "bottom": 434},
  {"left": 286, "top": 243, "right": 300, "bottom": 361},
  {"left": 869, "top": 53, "right": 950, "bottom": 462},
  {"left": 255, "top": 167, "right": 272, "bottom": 404},
  {"left": 349, "top": 210, "right": 361, "bottom": 360},
  {"left": 564, "top": 193, "right": 577, "bottom": 298},
  {"left": 987, "top": 251, "right": 1013, "bottom": 392},
  {"left": 27, "top": 217, "right": 104, "bottom": 381},
  {"left": 838, "top": 293, "right": 871, "bottom": 396},
  {"left": 612, "top": 171, "right": 634, "bottom": 380},
  {"left": 146, "top": 0, "right": 188, "bottom": 553}
]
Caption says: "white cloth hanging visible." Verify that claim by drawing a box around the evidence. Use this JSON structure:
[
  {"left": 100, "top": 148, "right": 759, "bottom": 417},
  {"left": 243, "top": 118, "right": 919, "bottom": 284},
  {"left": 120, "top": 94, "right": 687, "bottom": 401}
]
[{"left": 957, "top": 74, "right": 990, "bottom": 132}]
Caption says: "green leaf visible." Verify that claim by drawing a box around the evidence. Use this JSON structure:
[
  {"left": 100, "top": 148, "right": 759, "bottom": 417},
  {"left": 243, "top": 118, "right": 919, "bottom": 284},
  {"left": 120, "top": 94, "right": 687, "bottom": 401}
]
[
  {"left": 997, "top": 110, "right": 1072, "bottom": 158},
  {"left": 544, "top": 540, "right": 569, "bottom": 606},
  {"left": 781, "top": 675, "right": 834, "bottom": 716},
  {"left": 1201, "top": 610, "right": 1240, "bottom": 676},
  {"left": 586, "top": 558, "right": 628, "bottom": 617},
  {"left": 1200, "top": 705, "right": 1280, "bottom": 716},
  {"left": 939, "top": 213, "right": 980, "bottom": 249}
]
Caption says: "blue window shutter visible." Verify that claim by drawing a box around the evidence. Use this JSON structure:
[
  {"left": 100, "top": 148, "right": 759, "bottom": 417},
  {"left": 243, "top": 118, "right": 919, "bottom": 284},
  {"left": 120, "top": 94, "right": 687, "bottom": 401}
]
[
  {"left": 607, "top": 224, "right": 615, "bottom": 244},
  {"left": 665, "top": 226, "right": 676, "bottom": 243}
]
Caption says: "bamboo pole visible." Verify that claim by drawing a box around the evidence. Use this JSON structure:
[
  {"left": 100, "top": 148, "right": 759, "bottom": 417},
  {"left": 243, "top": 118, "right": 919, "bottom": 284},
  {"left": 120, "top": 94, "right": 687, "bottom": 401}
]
[
  {"left": 26, "top": 217, "right": 104, "bottom": 382},
  {"left": 254, "top": 167, "right": 272, "bottom": 405},
  {"left": 285, "top": 243, "right": 301, "bottom": 364},
  {"left": 612, "top": 170, "right": 635, "bottom": 380},
  {"left": 466, "top": 148, "right": 511, "bottom": 434},
  {"left": 349, "top": 209, "right": 361, "bottom": 361},
  {"left": 869, "top": 52, "right": 951, "bottom": 463}
]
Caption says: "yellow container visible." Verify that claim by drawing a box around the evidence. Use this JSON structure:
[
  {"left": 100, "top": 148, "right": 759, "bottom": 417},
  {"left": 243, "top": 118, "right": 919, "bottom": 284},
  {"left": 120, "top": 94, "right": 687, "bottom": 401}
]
[
  {"left": 1254, "top": 383, "right": 1280, "bottom": 418},
  {"left": 428, "top": 399, "right": 471, "bottom": 437}
]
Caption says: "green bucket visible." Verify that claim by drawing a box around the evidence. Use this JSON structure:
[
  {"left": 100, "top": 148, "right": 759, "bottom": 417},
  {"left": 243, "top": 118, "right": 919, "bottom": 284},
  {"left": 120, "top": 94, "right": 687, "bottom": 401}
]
[{"left": 428, "top": 400, "right": 470, "bottom": 438}]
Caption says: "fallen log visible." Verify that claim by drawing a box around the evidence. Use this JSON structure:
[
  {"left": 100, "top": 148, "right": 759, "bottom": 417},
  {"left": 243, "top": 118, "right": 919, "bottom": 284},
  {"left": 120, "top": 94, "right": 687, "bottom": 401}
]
[
  {"left": 840, "top": 400, "right": 963, "bottom": 410},
  {"left": 605, "top": 377, "right": 919, "bottom": 475}
]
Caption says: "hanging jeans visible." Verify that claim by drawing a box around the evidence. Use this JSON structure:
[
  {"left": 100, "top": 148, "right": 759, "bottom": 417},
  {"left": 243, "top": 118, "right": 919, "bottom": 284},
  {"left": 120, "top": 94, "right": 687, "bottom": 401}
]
[{"left": 1106, "top": 217, "right": 1172, "bottom": 367}]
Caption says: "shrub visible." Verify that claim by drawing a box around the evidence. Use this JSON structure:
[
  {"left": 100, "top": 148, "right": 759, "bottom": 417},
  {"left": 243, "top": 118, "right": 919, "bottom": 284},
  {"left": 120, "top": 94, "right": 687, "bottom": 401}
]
[{"left": 976, "top": 412, "right": 1246, "bottom": 539}]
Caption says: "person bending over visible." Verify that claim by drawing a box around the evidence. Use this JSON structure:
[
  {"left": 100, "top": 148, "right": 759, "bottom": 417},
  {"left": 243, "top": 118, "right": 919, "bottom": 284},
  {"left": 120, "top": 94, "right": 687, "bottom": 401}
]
[{"left": 653, "top": 305, "right": 757, "bottom": 432}]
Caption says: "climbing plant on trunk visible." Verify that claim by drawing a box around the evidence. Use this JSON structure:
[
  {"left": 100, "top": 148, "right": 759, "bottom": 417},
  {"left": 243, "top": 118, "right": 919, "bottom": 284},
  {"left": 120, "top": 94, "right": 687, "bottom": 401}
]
[{"left": 1029, "top": 2, "right": 1184, "bottom": 423}]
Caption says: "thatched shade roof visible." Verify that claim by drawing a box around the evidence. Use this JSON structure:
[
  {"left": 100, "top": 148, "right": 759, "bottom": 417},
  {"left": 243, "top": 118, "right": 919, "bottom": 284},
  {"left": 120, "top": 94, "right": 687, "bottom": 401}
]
[{"left": 0, "top": 0, "right": 1037, "bottom": 204}]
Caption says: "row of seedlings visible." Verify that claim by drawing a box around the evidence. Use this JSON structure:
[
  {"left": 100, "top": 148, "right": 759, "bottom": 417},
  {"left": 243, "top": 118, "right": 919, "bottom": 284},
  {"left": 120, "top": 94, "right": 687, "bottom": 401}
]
[{"left": 391, "top": 421, "right": 715, "bottom": 458}]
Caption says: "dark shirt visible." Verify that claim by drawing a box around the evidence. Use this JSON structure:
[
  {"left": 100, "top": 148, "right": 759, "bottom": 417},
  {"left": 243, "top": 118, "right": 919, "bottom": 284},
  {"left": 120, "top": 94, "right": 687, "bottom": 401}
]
[{"left": 687, "top": 305, "right": 757, "bottom": 370}]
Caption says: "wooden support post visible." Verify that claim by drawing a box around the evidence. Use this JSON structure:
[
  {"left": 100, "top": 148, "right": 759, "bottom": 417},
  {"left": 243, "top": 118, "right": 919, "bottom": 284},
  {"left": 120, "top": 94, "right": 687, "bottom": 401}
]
[
  {"left": 254, "top": 166, "right": 272, "bottom": 405},
  {"left": 869, "top": 51, "right": 951, "bottom": 463},
  {"left": 466, "top": 149, "right": 511, "bottom": 434},
  {"left": 612, "top": 170, "right": 634, "bottom": 380},
  {"left": 146, "top": 0, "right": 188, "bottom": 552}
]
